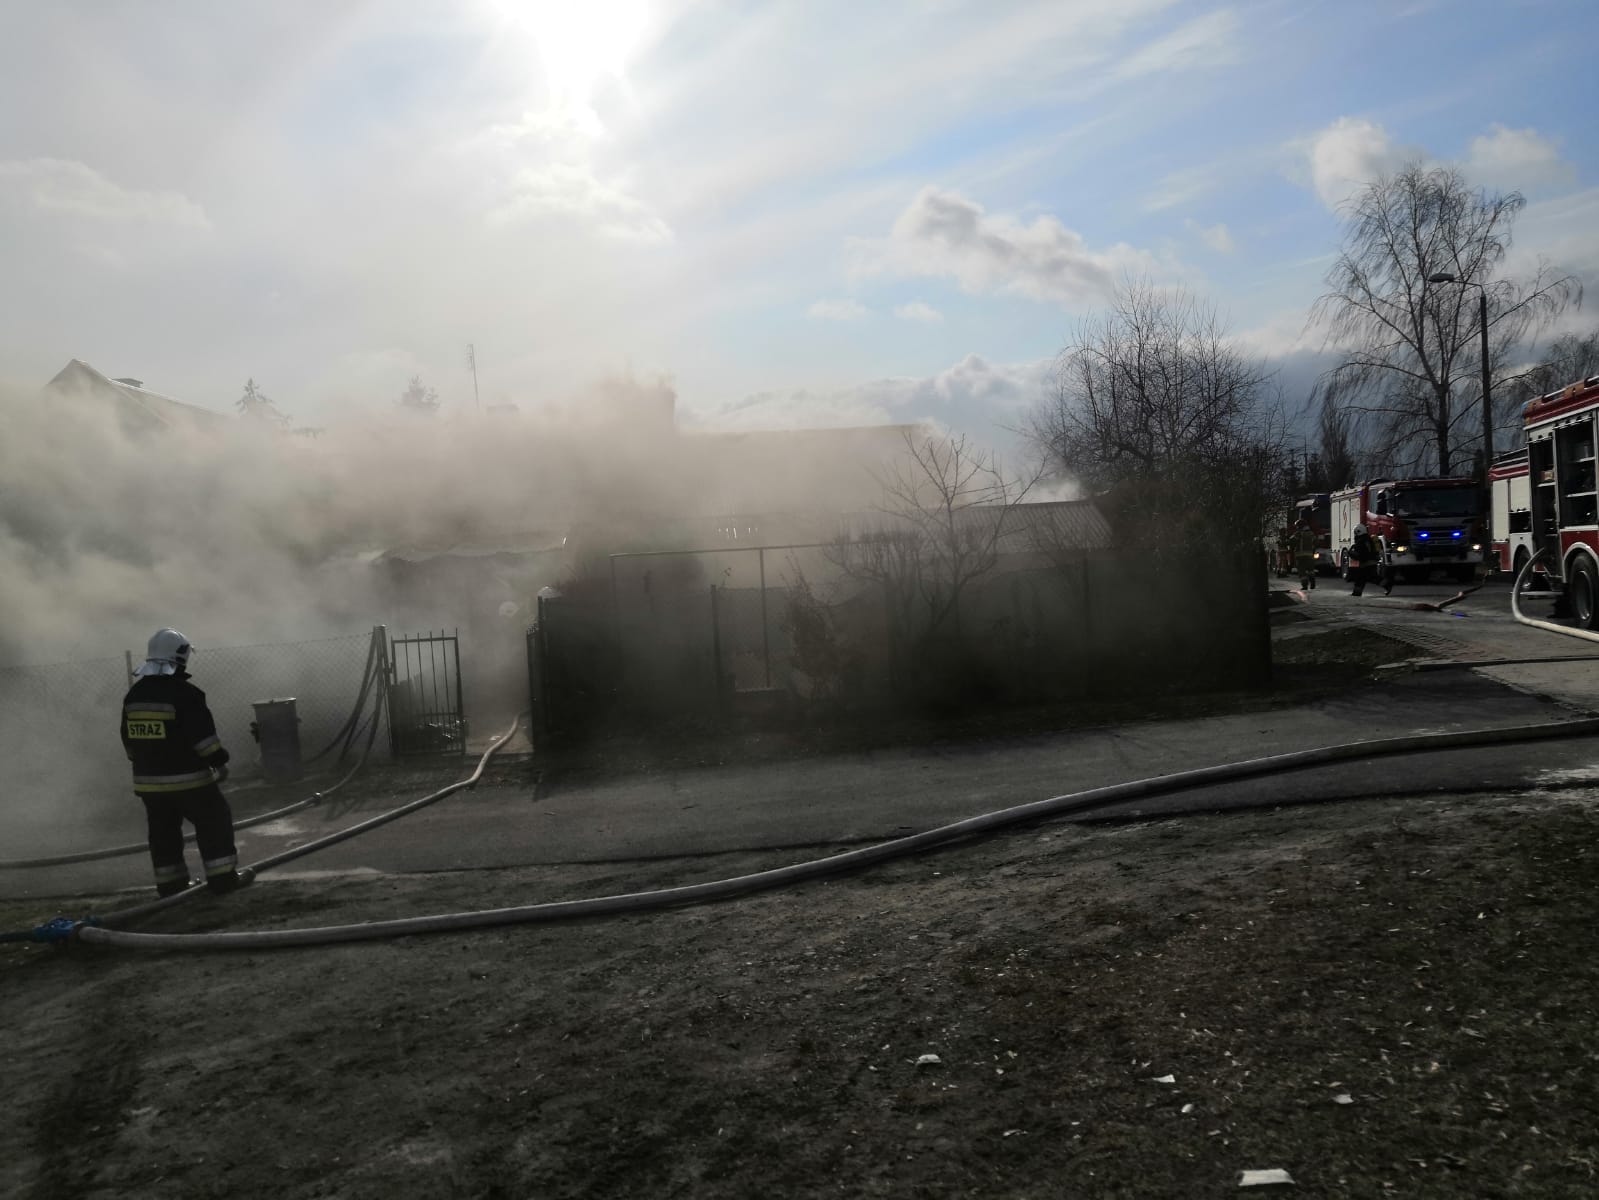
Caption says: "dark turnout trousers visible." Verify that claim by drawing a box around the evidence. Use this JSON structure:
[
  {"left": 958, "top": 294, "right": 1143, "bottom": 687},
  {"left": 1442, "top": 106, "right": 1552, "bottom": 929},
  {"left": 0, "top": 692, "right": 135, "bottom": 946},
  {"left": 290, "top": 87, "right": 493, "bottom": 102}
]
[{"left": 142, "top": 783, "right": 239, "bottom": 895}]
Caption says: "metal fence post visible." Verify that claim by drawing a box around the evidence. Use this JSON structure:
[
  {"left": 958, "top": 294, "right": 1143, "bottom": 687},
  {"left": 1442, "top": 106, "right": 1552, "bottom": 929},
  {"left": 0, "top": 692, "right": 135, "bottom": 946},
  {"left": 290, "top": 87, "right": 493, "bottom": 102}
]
[
  {"left": 759, "top": 546, "right": 771, "bottom": 688},
  {"left": 710, "top": 584, "right": 725, "bottom": 714},
  {"left": 454, "top": 627, "right": 465, "bottom": 744},
  {"left": 528, "top": 597, "right": 543, "bottom": 738},
  {"left": 374, "top": 624, "right": 394, "bottom": 757}
]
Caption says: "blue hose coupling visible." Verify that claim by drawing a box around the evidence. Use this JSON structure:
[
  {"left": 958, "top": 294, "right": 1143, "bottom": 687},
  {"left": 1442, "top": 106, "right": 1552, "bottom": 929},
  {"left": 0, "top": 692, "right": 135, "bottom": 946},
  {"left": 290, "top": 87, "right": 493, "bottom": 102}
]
[{"left": 33, "top": 916, "right": 90, "bottom": 946}]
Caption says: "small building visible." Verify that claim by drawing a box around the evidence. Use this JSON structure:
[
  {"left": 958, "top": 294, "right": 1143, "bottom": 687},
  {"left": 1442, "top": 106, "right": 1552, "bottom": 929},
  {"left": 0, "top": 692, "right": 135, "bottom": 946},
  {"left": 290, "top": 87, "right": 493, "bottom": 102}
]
[{"left": 45, "top": 359, "right": 230, "bottom": 436}]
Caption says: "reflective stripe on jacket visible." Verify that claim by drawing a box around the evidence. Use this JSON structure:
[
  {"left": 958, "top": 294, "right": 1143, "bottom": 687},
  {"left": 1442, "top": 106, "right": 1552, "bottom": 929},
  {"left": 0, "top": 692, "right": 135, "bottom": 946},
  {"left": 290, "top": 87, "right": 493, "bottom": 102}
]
[{"left": 121, "top": 673, "right": 230, "bottom": 796}]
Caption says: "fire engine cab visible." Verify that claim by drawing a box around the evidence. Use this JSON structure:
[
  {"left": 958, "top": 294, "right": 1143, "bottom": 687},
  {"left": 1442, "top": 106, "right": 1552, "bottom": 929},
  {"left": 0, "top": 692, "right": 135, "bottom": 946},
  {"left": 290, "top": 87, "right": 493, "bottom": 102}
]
[
  {"left": 1517, "top": 374, "right": 1599, "bottom": 627},
  {"left": 1330, "top": 478, "right": 1486, "bottom": 584}
]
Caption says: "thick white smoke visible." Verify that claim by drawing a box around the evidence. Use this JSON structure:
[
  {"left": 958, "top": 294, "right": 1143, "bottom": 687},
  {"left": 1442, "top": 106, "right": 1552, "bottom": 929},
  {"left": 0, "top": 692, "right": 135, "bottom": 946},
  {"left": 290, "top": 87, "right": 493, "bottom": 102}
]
[{"left": 0, "top": 367, "right": 908, "bottom": 849}]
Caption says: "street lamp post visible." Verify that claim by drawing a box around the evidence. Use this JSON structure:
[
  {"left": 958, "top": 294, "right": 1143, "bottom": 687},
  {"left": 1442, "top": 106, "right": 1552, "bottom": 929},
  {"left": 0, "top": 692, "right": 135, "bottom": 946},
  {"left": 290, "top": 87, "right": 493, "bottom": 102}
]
[{"left": 1428, "top": 272, "right": 1492, "bottom": 479}]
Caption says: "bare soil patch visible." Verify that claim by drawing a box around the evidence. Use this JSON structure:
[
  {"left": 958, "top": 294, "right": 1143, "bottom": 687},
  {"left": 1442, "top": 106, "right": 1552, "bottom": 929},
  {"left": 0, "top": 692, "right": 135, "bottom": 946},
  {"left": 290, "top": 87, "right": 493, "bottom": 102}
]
[{"left": 5, "top": 782, "right": 1597, "bottom": 1199}]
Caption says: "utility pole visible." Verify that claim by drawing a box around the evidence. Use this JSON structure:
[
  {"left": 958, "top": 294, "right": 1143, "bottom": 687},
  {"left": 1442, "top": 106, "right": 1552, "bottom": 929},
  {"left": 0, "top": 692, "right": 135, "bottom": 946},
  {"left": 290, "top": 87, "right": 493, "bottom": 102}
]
[
  {"left": 1426, "top": 272, "right": 1492, "bottom": 480},
  {"left": 466, "top": 343, "right": 480, "bottom": 412},
  {"left": 1477, "top": 288, "right": 1492, "bottom": 472}
]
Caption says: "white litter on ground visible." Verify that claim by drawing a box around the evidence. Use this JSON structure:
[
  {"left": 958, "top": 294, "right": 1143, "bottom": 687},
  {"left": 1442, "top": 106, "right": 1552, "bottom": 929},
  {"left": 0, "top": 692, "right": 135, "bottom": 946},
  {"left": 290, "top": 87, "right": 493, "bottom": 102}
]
[{"left": 1239, "top": 1167, "right": 1295, "bottom": 1187}]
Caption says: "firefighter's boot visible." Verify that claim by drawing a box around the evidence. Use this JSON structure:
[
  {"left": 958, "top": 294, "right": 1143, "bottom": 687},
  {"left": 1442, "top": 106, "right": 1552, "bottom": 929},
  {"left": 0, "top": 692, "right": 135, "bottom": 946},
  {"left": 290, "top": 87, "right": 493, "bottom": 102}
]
[
  {"left": 156, "top": 878, "right": 196, "bottom": 899},
  {"left": 207, "top": 868, "right": 245, "bottom": 895}
]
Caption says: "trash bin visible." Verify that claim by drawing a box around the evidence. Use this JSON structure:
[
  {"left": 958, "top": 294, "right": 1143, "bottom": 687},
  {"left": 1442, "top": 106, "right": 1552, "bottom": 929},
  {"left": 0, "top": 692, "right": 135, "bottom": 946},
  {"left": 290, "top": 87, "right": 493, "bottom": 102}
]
[{"left": 250, "top": 698, "right": 303, "bottom": 784}]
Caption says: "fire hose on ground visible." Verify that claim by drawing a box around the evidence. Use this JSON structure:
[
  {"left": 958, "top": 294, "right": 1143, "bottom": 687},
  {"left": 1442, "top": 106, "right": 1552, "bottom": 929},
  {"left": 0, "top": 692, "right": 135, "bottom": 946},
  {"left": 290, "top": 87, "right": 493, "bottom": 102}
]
[
  {"left": 11, "top": 712, "right": 1599, "bottom": 952},
  {"left": 1, "top": 703, "right": 513, "bottom": 944}
]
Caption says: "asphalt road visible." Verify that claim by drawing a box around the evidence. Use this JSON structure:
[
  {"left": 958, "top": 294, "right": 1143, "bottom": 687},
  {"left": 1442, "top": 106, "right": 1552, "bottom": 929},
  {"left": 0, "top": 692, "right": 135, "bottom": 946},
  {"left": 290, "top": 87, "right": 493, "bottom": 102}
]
[
  {"left": 9, "top": 678, "right": 1599, "bottom": 906},
  {"left": 1276, "top": 572, "right": 1599, "bottom": 712}
]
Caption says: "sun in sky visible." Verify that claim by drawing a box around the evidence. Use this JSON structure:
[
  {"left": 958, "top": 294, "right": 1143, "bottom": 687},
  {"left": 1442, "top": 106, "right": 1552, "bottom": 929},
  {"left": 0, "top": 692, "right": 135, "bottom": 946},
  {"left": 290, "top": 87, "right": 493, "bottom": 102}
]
[{"left": 483, "top": 0, "right": 651, "bottom": 137}]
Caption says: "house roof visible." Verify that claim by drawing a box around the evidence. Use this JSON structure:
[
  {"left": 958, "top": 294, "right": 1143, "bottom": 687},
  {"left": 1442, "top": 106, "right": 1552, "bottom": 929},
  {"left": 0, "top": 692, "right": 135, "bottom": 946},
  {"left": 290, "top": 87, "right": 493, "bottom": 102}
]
[
  {"left": 46, "top": 359, "right": 230, "bottom": 433},
  {"left": 988, "top": 500, "right": 1114, "bottom": 554},
  {"left": 376, "top": 531, "right": 570, "bottom": 564}
]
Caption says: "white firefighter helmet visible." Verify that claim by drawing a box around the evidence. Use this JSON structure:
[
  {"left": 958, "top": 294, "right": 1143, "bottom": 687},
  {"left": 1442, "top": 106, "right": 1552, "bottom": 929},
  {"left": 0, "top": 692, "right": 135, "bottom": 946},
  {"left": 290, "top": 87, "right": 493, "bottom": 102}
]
[
  {"left": 133, "top": 627, "right": 193, "bottom": 676},
  {"left": 1353, "top": 524, "right": 1367, "bottom": 536}
]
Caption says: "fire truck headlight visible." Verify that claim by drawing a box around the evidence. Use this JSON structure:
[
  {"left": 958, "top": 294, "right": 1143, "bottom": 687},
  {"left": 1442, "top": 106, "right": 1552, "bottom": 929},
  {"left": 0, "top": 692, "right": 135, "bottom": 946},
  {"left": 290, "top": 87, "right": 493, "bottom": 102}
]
[
  {"left": 1395, "top": 544, "right": 1409, "bottom": 553},
  {"left": 1472, "top": 543, "right": 1482, "bottom": 551}
]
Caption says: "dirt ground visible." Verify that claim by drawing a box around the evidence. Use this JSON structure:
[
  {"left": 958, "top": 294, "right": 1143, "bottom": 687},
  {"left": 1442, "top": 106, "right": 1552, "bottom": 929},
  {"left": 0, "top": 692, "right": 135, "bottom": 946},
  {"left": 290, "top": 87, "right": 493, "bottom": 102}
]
[
  {"left": 5, "top": 775, "right": 1599, "bottom": 1199},
  {"left": 7, "top": 627, "right": 1591, "bottom": 1198}
]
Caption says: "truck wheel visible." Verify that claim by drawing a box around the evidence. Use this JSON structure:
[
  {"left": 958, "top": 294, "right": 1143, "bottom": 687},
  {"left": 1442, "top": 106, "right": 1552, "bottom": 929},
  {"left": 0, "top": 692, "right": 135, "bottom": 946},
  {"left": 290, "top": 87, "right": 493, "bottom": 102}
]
[
  {"left": 1512, "top": 547, "right": 1530, "bottom": 590},
  {"left": 1570, "top": 557, "right": 1599, "bottom": 630},
  {"left": 1339, "top": 553, "right": 1349, "bottom": 581}
]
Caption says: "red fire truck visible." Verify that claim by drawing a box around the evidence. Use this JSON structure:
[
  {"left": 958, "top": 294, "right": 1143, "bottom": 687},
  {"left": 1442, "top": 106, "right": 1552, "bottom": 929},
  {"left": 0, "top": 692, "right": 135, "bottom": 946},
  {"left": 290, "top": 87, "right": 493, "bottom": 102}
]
[
  {"left": 1330, "top": 477, "right": 1487, "bottom": 584},
  {"left": 1517, "top": 373, "right": 1599, "bottom": 626},
  {"left": 1488, "top": 447, "right": 1532, "bottom": 579}
]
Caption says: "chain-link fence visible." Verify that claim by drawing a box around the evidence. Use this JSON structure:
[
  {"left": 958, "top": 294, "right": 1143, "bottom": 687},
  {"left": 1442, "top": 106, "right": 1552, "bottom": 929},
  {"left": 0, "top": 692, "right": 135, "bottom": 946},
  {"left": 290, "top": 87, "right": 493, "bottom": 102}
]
[
  {"left": 0, "top": 654, "right": 134, "bottom": 823},
  {"left": 610, "top": 543, "right": 837, "bottom": 698},
  {"left": 531, "top": 542, "right": 1270, "bottom": 738},
  {"left": 0, "top": 631, "right": 381, "bottom": 825},
  {"left": 192, "top": 632, "right": 379, "bottom": 767}
]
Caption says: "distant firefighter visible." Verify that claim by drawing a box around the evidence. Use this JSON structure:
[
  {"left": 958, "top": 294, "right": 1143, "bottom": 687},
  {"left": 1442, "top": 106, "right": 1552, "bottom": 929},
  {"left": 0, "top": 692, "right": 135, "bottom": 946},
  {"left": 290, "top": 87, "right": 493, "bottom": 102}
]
[
  {"left": 120, "top": 628, "right": 243, "bottom": 897},
  {"left": 1348, "top": 525, "right": 1378, "bottom": 597},
  {"left": 1293, "top": 519, "right": 1318, "bottom": 591}
]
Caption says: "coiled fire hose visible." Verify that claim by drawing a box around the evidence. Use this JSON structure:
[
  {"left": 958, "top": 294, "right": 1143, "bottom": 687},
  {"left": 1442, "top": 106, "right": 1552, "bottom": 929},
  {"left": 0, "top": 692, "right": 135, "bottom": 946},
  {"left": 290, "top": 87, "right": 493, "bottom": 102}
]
[
  {"left": 1511, "top": 546, "right": 1599, "bottom": 644},
  {"left": 43, "top": 713, "right": 1599, "bottom": 952}
]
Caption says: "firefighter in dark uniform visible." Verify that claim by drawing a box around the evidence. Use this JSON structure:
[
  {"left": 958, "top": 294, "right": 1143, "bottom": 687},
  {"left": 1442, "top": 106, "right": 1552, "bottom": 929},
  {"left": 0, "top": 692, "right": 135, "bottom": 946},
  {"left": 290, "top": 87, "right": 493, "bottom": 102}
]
[
  {"left": 120, "top": 628, "right": 243, "bottom": 897},
  {"left": 1293, "top": 519, "right": 1318, "bottom": 590},
  {"left": 1348, "top": 525, "right": 1379, "bottom": 597}
]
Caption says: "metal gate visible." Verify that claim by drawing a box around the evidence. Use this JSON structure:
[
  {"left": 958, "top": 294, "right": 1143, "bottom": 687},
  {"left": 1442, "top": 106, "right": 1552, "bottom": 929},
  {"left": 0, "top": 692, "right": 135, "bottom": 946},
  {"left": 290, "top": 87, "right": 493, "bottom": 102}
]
[{"left": 387, "top": 629, "right": 466, "bottom": 756}]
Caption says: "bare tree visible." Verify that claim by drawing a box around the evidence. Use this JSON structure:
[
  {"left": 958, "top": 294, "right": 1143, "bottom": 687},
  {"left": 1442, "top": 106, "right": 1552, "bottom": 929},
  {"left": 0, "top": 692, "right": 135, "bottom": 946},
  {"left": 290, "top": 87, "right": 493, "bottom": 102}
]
[
  {"left": 1506, "top": 325, "right": 1599, "bottom": 414},
  {"left": 1315, "top": 392, "right": 1359, "bottom": 490},
  {"left": 1029, "top": 278, "right": 1284, "bottom": 552},
  {"left": 829, "top": 430, "right": 1038, "bottom": 648},
  {"left": 397, "top": 375, "right": 440, "bottom": 417},
  {"left": 1313, "top": 164, "right": 1581, "bottom": 476},
  {"left": 236, "top": 377, "right": 291, "bottom": 429}
]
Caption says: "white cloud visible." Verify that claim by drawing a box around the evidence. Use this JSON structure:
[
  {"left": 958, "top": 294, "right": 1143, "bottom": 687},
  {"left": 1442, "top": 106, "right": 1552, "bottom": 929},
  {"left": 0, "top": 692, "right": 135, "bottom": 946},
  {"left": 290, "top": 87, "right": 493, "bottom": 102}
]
[
  {"left": 894, "top": 301, "right": 943, "bottom": 323},
  {"left": 857, "top": 186, "right": 1163, "bottom": 307},
  {"left": 1143, "top": 162, "right": 1228, "bottom": 212},
  {"left": 1184, "top": 219, "right": 1236, "bottom": 253},
  {"left": 1302, "top": 117, "right": 1418, "bottom": 212},
  {"left": 0, "top": 158, "right": 209, "bottom": 229},
  {"left": 639, "top": 0, "right": 1185, "bottom": 213},
  {"left": 490, "top": 162, "right": 671, "bottom": 243},
  {"left": 1502, "top": 184, "right": 1599, "bottom": 291},
  {"left": 1232, "top": 309, "right": 1315, "bottom": 358},
  {"left": 1465, "top": 124, "right": 1574, "bottom": 192},
  {"left": 1290, "top": 117, "right": 1582, "bottom": 220},
  {"left": 695, "top": 352, "right": 1054, "bottom": 444},
  {"left": 806, "top": 298, "right": 869, "bottom": 321},
  {"left": 928, "top": 352, "right": 1051, "bottom": 410},
  {"left": 1113, "top": 8, "right": 1240, "bottom": 80}
]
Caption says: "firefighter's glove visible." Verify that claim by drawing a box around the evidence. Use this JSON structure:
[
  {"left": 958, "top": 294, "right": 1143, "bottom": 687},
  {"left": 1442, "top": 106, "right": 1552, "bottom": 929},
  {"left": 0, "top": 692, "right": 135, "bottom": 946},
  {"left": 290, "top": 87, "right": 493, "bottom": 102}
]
[{"left": 213, "top": 764, "right": 230, "bottom": 785}]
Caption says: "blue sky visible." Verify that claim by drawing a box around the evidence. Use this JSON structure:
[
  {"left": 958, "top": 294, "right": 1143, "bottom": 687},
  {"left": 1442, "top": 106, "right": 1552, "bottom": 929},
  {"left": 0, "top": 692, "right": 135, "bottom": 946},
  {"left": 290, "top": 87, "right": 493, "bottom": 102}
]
[{"left": 0, "top": 0, "right": 1594, "bottom": 447}]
